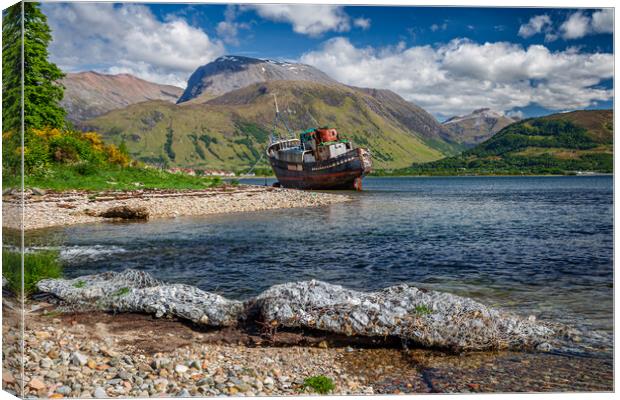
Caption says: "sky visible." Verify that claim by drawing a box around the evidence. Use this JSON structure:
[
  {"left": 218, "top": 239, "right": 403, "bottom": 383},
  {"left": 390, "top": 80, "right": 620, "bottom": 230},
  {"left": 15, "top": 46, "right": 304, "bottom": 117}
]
[{"left": 42, "top": 3, "right": 614, "bottom": 119}]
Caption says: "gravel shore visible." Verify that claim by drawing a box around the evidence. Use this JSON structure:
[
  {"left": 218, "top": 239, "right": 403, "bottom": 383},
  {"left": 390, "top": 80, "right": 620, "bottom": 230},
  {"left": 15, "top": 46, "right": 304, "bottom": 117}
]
[
  {"left": 2, "top": 300, "right": 613, "bottom": 397},
  {"left": 2, "top": 185, "right": 350, "bottom": 230}
]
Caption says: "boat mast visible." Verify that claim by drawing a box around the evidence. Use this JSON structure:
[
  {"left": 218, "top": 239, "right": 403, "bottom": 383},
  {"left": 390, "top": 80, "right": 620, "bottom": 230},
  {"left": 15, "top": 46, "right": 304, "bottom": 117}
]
[{"left": 270, "top": 93, "right": 295, "bottom": 144}]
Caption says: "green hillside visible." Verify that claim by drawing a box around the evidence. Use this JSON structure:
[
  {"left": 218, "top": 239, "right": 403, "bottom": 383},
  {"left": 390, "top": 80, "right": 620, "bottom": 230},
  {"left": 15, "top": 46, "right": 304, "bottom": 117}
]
[
  {"left": 82, "top": 81, "right": 457, "bottom": 171},
  {"left": 384, "top": 109, "right": 613, "bottom": 176}
]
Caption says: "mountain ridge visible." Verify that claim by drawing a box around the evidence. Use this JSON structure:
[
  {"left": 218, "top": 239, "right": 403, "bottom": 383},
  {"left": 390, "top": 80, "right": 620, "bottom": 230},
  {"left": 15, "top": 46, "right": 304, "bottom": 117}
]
[
  {"left": 401, "top": 109, "right": 613, "bottom": 175},
  {"left": 82, "top": 80, "right": 460, "bottom": 170},
  {"left": 60, "top": 71, "right": 184, "bottom": 122}
]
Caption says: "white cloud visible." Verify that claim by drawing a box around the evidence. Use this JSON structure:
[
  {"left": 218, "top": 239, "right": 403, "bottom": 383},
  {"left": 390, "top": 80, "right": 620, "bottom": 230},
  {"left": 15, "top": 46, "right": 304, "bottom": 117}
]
[
  {"left": 301, "top": 37, "right": 613, "bottom": 118},
  {"left": 506, "top": 110, "right": 524, "bottom": 120},
  {"left": 43, "top": 3, "right": 225, "bottom": 87},
  {"left": 216, "top": 5, "right": 250, "bottom": 45},
  {"left": 560, "top": 11, "right": 590, "bottom": 39},
  {"left": 354, "top": 17, "right": 371, "bottom": 30},
  {"left": 591, "top": 9, "right": 614, "bottom": 34},
  {"left": 560, "top": 9, "right": 613, "bottom": 39},
  {"left": 518, "top": 15, "right": 552, "bottom": 38},
  {"left": 430, "top": 22, "right": 448, "bottom": 32},
  {"left": 244, "top": 5, "right": 351, "bottom": 36},
  {"left": 519, "top": 10, "right": 613, "bottom": 41}
]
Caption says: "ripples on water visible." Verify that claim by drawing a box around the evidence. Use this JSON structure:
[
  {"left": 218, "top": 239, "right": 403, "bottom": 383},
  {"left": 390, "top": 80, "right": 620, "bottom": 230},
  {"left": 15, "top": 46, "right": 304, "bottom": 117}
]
[{"left": 24, "top": 176, "right": 613, "bottom": 333}]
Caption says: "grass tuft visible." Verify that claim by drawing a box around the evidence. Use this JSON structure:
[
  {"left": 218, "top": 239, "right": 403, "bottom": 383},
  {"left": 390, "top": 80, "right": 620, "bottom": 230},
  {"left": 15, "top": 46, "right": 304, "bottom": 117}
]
[
  {"left": 2, "top": 250, "right": 62, "bottom": 297},
  {"left": 112, "top": 287, "right": 130, "bottom": 297},
  {"left": 302, "top": 375, "right": 335, "bottom": 394},
  {"left": 414, "top": 304, "right": 432, "bottom": 315},
  {"left": 72, "top": 280, "right": 86, "bottom": 288}
]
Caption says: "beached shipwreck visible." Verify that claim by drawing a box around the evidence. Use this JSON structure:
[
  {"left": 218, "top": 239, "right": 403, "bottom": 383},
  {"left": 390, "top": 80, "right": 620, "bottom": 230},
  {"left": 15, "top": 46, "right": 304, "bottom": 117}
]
[
  {"left": 266, "top": 95, "right": 372, "bottom": 190},
  {"left": 35, "top": 269, "right": 604, "bottom": 354},
  {"left": 267, "top": 128, "right": 372, "bottom": 190}
]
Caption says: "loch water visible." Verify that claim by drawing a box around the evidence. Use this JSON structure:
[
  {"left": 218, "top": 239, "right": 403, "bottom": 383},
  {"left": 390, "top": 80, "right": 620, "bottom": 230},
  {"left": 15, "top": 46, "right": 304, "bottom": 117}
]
[{"left": 26, "top": 176, "right": 613, "bottom": 335}]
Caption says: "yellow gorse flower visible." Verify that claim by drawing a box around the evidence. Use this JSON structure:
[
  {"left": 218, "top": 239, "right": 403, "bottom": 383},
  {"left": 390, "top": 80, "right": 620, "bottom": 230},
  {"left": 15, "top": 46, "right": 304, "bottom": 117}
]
[
  {"left": 83, "top": 132, "right": 105, "bottom": 152},
  {"left": 32, "top": 127, "right": 62, "bottom": 140},
  {"left": 105, "top": 144, "right": 130, "bottom": 167}
]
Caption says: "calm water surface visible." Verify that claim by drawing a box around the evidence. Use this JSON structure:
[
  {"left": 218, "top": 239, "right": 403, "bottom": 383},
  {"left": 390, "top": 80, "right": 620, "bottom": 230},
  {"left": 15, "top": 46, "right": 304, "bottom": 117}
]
[{"left": 27, "top": 176, "right": 613, "bottom": 334}]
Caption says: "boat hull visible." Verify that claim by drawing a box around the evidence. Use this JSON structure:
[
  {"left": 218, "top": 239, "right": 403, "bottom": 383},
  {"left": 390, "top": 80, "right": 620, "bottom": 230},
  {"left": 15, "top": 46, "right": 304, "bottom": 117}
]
[{"left": 269, "top": 148, "right": 372, "bottom": 190}]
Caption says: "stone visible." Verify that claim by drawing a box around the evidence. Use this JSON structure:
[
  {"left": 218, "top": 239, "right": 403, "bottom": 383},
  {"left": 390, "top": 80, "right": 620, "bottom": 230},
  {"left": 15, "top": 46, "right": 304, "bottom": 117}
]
[
  {"left": 177, "top": 389, "right": 191, "bottom": 397},
  {"left": 34, "top": 331, "right": 52, "bottom": 340},
  {"left": 98, "top": 206, "right": 149, "bottom": 220},
  {"left": 57, "top": 386, "right": 72, "bottom": 395},
  {"left": 117, "top": 371, "right": 131, "bottom": 380},
  {"left": 235, "top": 383, "right": 252, "bottom": 393},
  {"left": 28, "top": 378, "right": 46, "bottom": 390},
  {"left": 93, "top": 386, "right": 108, "bottom": 398},
  {"left": 2, "top": 372, "right": 15, "bottom": 384},
  {"left": 71, "top": 352, "right": 88, "bottom": 366},
  {"left": 175, "top": 364, "right": 189, "bottom": 374},
  {"left": 37, "top": 270, "right": 243, "bottom": 327},
  {"left": 197, "top": 378, "right": 213, "bottom": 386},
  {"left": 31, "top": 187, "right": 46, "bottom": 196},
  {"left": 254, "top": 280, "right": 557, "bottom": 352},
  {"left": 87, "top": 359, "right": 97, "bottom": 369}
]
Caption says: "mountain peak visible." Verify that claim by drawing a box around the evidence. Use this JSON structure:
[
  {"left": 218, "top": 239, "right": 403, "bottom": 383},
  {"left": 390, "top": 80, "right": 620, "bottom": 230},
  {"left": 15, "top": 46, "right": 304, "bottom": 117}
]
[
  {"left": 176, "top": 56, "right": 335, "bottom": 104},
  {"left": 441, "top": 108, "right": 517, "bottom": 148}
]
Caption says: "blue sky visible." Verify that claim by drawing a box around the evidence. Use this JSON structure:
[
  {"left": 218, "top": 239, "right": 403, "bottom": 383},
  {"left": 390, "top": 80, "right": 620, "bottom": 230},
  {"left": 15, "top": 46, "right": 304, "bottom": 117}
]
[{"left": 43, "top": 3, "right": 613, "bottom": 119}]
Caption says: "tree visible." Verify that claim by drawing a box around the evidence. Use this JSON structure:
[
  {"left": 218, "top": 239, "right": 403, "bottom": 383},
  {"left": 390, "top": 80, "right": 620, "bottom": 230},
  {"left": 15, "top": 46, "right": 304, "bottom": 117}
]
[
  {"left": 2, "top": 1, "right": 66, "bottom": 133},
  {"left": 3, "top": 2, "right": 66, "bottom": 176}
]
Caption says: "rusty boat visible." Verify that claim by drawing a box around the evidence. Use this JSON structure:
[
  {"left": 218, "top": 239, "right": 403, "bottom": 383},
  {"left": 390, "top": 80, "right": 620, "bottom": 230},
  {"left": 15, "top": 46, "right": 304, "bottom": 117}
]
[{"left": 267, "top": 126, "right": 372, "bottom": 190}]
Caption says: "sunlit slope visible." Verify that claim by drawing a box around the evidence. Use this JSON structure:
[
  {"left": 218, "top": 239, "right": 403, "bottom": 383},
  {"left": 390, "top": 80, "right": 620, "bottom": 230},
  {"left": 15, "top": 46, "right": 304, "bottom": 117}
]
[{"left": 84, "top": 81, "right": 456, "bottom": 170}]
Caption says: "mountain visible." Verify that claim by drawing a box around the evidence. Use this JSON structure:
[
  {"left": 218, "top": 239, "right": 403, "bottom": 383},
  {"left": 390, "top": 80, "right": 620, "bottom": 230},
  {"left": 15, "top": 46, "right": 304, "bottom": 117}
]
[
  {"left": 82, "top": 80, "right": 460, "bottom": 170},
  {"left": 442, "top": 108, "right": 518, "bottom": 148},
  {"left": 403, "top": 109, "right": 613, "bottom": 175},
  {"left": 177, "top": 55, "right": 336, "bottom": 104},
  {"left": 60, "top": 71, "right": 184, "bottom": 122}
]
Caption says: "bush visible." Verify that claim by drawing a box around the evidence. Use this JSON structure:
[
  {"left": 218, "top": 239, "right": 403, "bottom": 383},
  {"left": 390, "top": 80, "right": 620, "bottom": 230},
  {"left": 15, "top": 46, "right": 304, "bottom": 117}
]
[
  {"left": 2, "top": 249, "right": 63, "bottom": 297},
  {"left": 303, "top": 375, "right": 335, "bottom": 394}
]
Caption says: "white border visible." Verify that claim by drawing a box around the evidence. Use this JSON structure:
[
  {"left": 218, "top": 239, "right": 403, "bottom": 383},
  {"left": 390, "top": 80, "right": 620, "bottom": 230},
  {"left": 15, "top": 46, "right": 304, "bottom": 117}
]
[{"left": 0, "top": 1, "right": 616, "bottom": 400}]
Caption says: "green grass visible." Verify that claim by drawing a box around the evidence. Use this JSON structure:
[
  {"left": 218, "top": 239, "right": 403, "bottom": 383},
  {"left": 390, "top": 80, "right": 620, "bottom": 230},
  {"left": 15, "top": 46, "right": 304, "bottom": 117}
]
[
  {"left": 4, "top": 164, "right": 224, "bottom": 191},
  {"left": 2, "top": 249, "right": 63, "bottom": 297},
  {"left": 73, "top": 280, "right": 86, "bottom": 288},
  {"left": 414, "top": 304, "right": 433, "bottom": 315},
  {"left": 302, "top": 375, "right": 335, "bottom": 395},
  {"left": 112, "top": 287, "right": 130, "bottom": 297}
]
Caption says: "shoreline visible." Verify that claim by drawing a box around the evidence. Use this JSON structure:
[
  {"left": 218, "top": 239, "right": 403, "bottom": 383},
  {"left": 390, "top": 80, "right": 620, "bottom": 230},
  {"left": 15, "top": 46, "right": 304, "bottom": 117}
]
[
  {"left": 2, "top": 298, "right": 613, "bottom": 397},
  {"left": 1, "top": 184, "right": 351, "bottom": 231}
]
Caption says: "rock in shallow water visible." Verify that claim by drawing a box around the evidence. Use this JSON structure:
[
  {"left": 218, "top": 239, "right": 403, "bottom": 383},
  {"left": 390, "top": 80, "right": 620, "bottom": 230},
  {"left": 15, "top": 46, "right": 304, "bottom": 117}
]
[
  {"left": 37, "top": 269, "right": 242, "bottom": 327},
  {"left": 253, "top": 280, "right": 556, "bottom": 352},
  {"left": 36, "top": 270, "right": 585, "bottom": 352},
  {"left": 98, "top": 205, "right": 149, "bottom": 220}
]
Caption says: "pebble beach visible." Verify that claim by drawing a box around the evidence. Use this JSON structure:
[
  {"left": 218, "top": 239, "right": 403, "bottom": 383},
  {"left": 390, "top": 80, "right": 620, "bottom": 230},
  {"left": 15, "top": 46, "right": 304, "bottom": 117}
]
[
  {"left": 2, "top": 185, "right": 351, "bottom": 230},
  {"left": 2, "top": 300, "right": 613, "bottom": 398}
]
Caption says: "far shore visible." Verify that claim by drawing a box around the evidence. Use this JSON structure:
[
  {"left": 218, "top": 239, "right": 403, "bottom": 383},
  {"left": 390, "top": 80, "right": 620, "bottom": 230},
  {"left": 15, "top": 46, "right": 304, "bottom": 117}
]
[{"left": 1, "top": 184, "right": 351, "bottom": 231}]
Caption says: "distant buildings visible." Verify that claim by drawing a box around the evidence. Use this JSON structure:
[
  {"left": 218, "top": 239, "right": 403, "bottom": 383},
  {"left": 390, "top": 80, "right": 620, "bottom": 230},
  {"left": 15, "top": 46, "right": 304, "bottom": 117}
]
[{"left": 166, "top": 167, "right": 236, "bottom": 177}]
